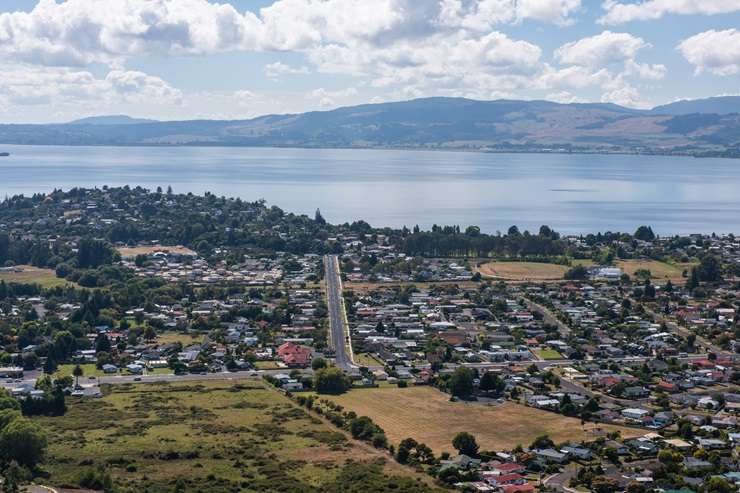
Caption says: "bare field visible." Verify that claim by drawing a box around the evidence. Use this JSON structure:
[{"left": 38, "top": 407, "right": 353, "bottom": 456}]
[
  {"left": 117, "top": 245, "right": 196, "bottom": 258},
  {"left": 0, "top": 265, "right": 70, "bottom": 288},
  {"left": 476, "top": 261, "right": 569, "bottom": 281},
  {"left": 331, "top": 386, "right": 643, "bottom": 453},
  {"left": 344, "top": 281, "right": 479, "bottom": 292},
  {"left": 615, "top": 259, "right": 694, "bottom": 281}
]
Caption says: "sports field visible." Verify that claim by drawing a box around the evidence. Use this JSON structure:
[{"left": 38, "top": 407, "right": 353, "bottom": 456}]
[
  {"left": 476, "top": 261, "right": 569, "bottom": 281},
  {"left": 331, "top": 386, "right": 642, "bottom": 453}
]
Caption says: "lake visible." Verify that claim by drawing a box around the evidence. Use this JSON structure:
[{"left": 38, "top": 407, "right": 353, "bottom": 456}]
[{"left": 1, "top": 144, "right": 739, "bottom": 235}]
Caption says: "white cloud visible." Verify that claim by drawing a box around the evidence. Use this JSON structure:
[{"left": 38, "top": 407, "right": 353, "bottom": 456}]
[
  {"left": 264, "top": 61, "right": 310, "bottom": 77},
  {"left": 600, "top": 0, "right": 740, "bottom": 25},
  {"left": 599, "top": 76, "right": 651, "bottom": 108},
  {"left": 105, "top": 70, "right": 183, "bottom": 104},
  {"left": 0, "top": 0, "right": 263, "bottom": 66},
  {"left": 678, "top": 29, "right": 740, "bottom": 75},
  {"left": 437, "top": 0, "right": 581, "bottom": 30},
  {"left": 546, "top": 90, "right": 587, "bottom": 103},
  {"left": 0, "top": 64, "right": 181, "bottom": 114},
  {"left": 554, "top": 31, "right": 648, "bottom": 68},
  {"left": 624, "top": 60, "right": 667, "bottom": 80}
]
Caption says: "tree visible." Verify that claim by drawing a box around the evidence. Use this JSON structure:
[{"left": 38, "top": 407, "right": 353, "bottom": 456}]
[
  {"left": 633, "top": 226, "right": 655, "bottom": 241},
  {"left": 311, "top": 357, "right": 327, "bottom": 371},
  {"left": 564, "top": 265, "right": 588, "bottom": 280},
  {"left": 0, "top": 461, "right": 27, "bottom": 493},
  {"left": 452, "top": 432, "right": 479, "bottom": 457},
  {"left": 449, "top": 367, "right": 474, "bottom": 399},
  {"left": 591, "top": 476, "right": 619, "bottom": 493},
  {"left": 72, "top": 364, "right": 84, "bottom": 388},
  {"left": 314, "top": 208, "right": 326, "bottom": 225},
  {"left": 479, "top": 372, "right": 505, "bottom": 395},
  {"left": 95, "top": 333, "right": 112, "bottom": 354},
  {"left": 703, "top": 476, "right": 734, "bottom": 493},
  {"left": 314, "top": 367, "right": 350, "bottom": 394},
  {"left": 530, "top": 434, "right": 554, "bottom": 450},
  {"left": 0, "top": 418, "right": 47, "bottom": 468},
  {"left": 143, "top": 325, "right": 157, "bottom": 341}
]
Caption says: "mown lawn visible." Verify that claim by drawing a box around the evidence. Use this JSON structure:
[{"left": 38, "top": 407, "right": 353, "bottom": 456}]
[
  {"left": 0, "top": 265, "right": 72, "bottom": 288},
  {"left": 34, "top": 380, "right": 437, "bottom": 493},
  {"left": 534, "top": 348, "right": 564, "bottom": 360},
  {"left": 330, "top": 386, "right": 643, "bottom": 454}
]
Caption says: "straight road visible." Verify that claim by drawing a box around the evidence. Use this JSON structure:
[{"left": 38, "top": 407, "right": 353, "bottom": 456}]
[
  {"left": 520, "top": 295, "right": 571, "bottom": 337},
  {"left": 324, "top": 254, "right": 354, "bottom": 371}
]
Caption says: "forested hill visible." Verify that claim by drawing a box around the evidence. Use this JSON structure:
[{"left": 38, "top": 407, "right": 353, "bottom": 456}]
[{"left": 1, "top": 97, "right": 739, "bottom": 156}]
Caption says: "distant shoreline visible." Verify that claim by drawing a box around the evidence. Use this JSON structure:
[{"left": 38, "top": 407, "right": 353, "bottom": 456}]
[{"left": 0, "top": 142, "right": 736, "bottom": 160}]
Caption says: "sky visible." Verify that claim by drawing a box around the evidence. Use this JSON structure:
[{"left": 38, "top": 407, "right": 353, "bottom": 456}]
[{"left": 0, "top": 0, "right": 739, "bottom": 123}]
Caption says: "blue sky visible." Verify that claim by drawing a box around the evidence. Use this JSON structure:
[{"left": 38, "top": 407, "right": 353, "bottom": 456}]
[{"left": 1, "top": 0, "right": 739, "bottom": 122}]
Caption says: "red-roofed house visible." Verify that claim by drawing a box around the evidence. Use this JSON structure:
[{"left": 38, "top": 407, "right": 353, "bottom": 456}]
[
  {"left": 500, "top": 483, "right": 534, "bottom": 493},
  {"left": 277, "top": 342, "right": 311, "bottom": 367}
]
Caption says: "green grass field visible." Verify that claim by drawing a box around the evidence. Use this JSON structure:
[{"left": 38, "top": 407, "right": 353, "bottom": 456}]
[
  {"left": 534, "top": 348, "right": 564, "bottom": 360},
  {"left": 156, "top": 331, "right": 203, "bottom": 346},
  {"left": 0, "top": 265, "right": 72, "bottom": 288},
  {"left": 353, "top": 353, "right": 384, "bottom": 367},
  {"left": 34, "top": 380, "right": 438, "bottom": 493},
  {"left": 54, "top": 363, "right": 173, "bottom": 379}
]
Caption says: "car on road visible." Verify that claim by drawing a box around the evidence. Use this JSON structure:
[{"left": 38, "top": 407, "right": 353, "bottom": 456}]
[{"left": 133, "top": 377, "right": 142, "bottom": 381}]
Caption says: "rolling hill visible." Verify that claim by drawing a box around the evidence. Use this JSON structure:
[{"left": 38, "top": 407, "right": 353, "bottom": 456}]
[{"left": 1, "top": 97, "right": 739, "bottom": 157}]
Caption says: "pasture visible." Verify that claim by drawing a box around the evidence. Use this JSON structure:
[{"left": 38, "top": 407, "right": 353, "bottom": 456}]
[
  {"left": 615, "top": 259, "right": 693, "bottom": 281},
  {"left": 35, "top": 380, "right": 436, "bottom": 493},
  {"left": 476, "top": 261, "right": 568, "bottom": 281},
  {"left": 330, "top": 386, "right": 642, "bottom": 453},
  {"left": 0, "top": 265, "right": 70, "bottom": 288}
]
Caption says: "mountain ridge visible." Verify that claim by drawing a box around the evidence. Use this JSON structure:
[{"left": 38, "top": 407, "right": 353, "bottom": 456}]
[{"left": 2, "top": 96, "right": 739, "bottom": 157}]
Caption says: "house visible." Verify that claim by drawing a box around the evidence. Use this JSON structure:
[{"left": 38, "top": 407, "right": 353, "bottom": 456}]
[
  {"left": 281, "top": 380, "right": 304, "bottom": 392},
  {"left": 604, "top": 440, "right": 629, "bottom": 455},
  {"left": 440, "top": 454, "right": 481, "bottom": 471},
  {"left": 102, "top": 364, "right": 118, "bottom": 374},
  {"left": 683, "top": 457, "right": 713, "bottom": 473},
  {"left": 500, "top": 483, "right": 534, "bottom": 493},
  {"left": 622, "top": 408, "right": 650, "bottom": 422},
  {"left": 276, "top": 342, "right": 312, "bottom": 367},
  {"left": 535, "top": 449, "right": 568, "bottom": 464},
  {"left": 561, "top": 445, "right": 592, "bottom": 460}
]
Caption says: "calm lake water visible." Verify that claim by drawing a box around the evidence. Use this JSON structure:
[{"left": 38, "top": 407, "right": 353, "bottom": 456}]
[{"left": 1, "top": 144, "right": 739, "bottom": 235}]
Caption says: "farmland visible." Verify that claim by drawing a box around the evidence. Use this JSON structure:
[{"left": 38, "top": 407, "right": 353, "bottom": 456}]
[
  {"left": 34, "top": 380, "right": 436, "bottom": 493},
  {"left": 0, "top": 265, "right": 71, "bottom": 288},
  {"left": 476, "top": 261, "right": 569, "bottom": 281},
  {"left": 614, "top": 259, "right": 694, "bottom": 281},
  {"left": 330, "top": 386, "right": 643, "bottom": 454}
]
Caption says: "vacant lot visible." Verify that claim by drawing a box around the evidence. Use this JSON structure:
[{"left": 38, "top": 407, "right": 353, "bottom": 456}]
[
  {"left": 35, "top": 380, "right": 435, "bottom": 493},
  {"left": 157, "top": 331, "right": 203, "bottom": 346},
  {"left": 0, "top": 265, "right": 70, "bottom": 288},
  {"left": 331, "top": 386, "right": 642, "bottom": 453},
  {"left": 476, "top": 261, "right": 568, "bottom": 281},
  {"left": 117, "top": 245, "right": 196, "bottom": 258},
  {"left": 534, "top": 348, "right": 563, "bottom": 360},
  {"left": 615, "top": 260, "right": 693, "bottom": 281}
]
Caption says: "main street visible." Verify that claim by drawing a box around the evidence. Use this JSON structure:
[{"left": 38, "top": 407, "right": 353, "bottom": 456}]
[{"left": 324, "top": 254, "right": 355, "bottom": 371}]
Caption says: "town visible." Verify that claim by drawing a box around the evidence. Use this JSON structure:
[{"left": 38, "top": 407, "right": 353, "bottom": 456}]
[{"left": 0, "top": 188, "right": 738, "bottom": 493}]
